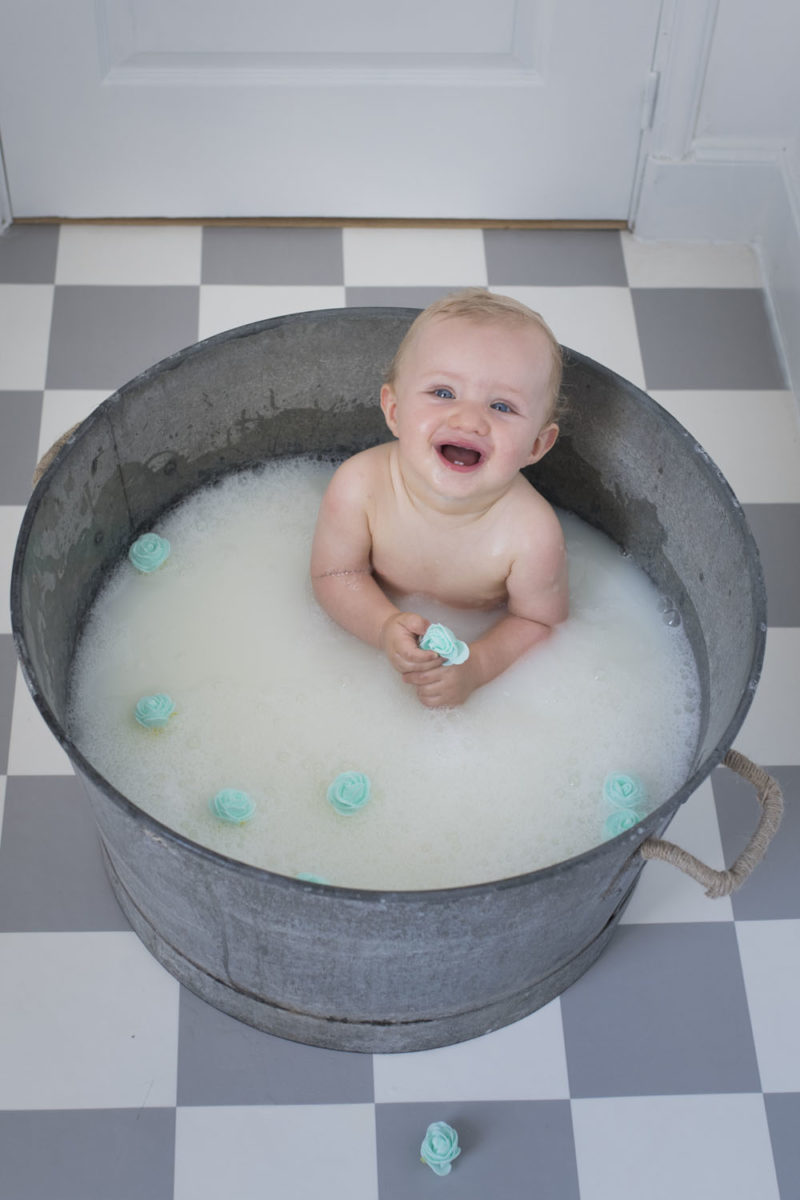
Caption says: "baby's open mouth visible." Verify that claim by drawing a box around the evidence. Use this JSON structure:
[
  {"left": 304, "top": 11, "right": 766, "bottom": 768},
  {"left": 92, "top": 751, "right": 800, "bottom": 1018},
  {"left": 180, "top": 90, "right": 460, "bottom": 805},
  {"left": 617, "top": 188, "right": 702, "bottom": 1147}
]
[{"left": 438, "top": 443, "right": 483, "bottom": 469}]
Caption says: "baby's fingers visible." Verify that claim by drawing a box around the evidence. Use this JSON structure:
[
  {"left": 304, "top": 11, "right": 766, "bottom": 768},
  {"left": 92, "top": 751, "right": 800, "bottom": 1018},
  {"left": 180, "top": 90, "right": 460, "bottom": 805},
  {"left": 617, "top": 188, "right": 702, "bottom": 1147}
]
[
  {"left": 411, "top": 660, "right": 477, "bottom": 708},
  {"left": 402, "top": 662, "right": 445, "bottom": 685},
  {"left": 412, "top": 677, "right": 454, "bottom": 708},
  {"left": 398, "top": 612, "right": 430, "bottom": 639}
]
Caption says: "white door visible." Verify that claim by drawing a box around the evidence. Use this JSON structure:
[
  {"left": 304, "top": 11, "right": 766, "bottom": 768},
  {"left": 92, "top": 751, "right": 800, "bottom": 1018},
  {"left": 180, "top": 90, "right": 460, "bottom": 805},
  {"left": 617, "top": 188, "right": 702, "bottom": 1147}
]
[{"left": 0, "top": 0, "right": 661, "bottom": 220}]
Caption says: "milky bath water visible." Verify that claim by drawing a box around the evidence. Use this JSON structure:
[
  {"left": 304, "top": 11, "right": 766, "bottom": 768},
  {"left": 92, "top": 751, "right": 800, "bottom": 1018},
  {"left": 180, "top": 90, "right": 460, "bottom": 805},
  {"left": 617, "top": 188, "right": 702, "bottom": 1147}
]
[{"left": 68, "top": 458, "right": 701, "bottom": 890}]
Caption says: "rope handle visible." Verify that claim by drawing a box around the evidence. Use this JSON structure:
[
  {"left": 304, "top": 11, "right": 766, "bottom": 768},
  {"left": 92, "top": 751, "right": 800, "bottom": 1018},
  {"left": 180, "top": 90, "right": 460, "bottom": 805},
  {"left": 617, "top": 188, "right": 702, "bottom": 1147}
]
[
  {"left": 639, "top": 749, "right": 783, "bottom": 898},
  {"left": 33, "top": 422, "right": 82, "bottom": 487}
]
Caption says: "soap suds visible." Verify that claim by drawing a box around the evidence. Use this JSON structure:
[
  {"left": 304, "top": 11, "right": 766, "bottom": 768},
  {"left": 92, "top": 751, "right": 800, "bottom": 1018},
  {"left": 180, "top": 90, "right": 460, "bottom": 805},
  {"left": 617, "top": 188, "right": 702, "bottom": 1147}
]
[{"left": 68, "top": 459, "right": 701, "bottom": 890}]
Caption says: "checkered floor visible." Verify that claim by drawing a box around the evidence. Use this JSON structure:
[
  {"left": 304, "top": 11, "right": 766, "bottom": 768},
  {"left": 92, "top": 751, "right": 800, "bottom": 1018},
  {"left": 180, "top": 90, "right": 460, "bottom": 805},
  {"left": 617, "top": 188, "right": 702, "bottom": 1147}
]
[{"left": 1, "top": 224, "right": 799, "bottom": 1199}]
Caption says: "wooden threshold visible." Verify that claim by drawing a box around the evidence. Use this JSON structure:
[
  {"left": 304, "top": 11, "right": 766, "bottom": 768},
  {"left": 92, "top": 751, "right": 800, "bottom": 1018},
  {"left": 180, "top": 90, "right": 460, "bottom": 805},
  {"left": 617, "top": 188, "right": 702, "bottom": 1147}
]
[{"left": 14, "top": 215, "right": 628, "bottom": 230}]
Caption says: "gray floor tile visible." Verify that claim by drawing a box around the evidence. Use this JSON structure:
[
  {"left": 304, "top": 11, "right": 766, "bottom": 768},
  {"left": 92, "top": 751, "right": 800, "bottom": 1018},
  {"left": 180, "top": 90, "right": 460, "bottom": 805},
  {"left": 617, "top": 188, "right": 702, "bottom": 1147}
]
[
  {"left": 0, "top": 223, "right": 59, "bottom": 282},
  {"left": 0, "top": 635, "right": 16, "bottom": 775},
  {"left": 764, "top": 1092, "right": 800, "bottom": 1200},
  {"left": 176, "top": 986, "right": 373, "bottom": 1106},
  {"left": 715, "top": 765, "right": 800, "bottom": 921},
  {"left": 46, "top": 285, "right": 199, "bottom": 390},
  {"left": 346, "top": 286, "right": 447, "bottom": 311},
  {"left": 0, "top": 775, "right": 129, "bottom": 931},
  {"left": 202, "top": 226, "right": 344, "bottom": 285},
  {"left": 485, "top": 229, "right": 628, "bottom": 286},
  {"left": 561, "top": 923, "right": 760, "bottom": 1096},
  {"left": 633, "top": 288, "right": 786, "bottom": 390},
  {"left": 375, "top": 1100, "right": 579, "bottom": 1199},
  {"left": 0, "top": 222, "right": 797, "bottom": 1200},
  {"left": 0, "top": 1108, "right": 175, "bottom": 1200},
  {"left": 743, "top": 504, "right": 800, "bottom": 627},
  {"left": 0, "top": 391, "right": 42, "bottom": 503}
]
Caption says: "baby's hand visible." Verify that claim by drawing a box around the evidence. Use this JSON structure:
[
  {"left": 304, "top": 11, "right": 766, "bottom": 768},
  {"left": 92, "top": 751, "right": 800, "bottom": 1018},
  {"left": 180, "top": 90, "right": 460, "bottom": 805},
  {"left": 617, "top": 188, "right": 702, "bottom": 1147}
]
[
  {"left": 380, "top": 612, "right": 440, "bottom": 676},
  {"left": 402, "top": 657, "right": 479, "bottom": 709}
]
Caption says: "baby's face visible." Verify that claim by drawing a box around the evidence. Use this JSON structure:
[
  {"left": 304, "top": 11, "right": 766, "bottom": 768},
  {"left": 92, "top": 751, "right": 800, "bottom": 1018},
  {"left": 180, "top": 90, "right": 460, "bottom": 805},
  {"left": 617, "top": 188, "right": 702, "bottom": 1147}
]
[{"left": 381, "top": 315, "right": 558, "bottom": 505}]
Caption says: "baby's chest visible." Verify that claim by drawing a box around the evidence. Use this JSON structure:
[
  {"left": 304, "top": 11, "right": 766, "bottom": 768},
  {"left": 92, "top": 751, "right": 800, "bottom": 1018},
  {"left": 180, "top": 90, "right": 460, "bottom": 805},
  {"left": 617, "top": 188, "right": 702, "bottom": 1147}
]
[{"left": 370, "top": 511, "right": 511, "bottom": 603}]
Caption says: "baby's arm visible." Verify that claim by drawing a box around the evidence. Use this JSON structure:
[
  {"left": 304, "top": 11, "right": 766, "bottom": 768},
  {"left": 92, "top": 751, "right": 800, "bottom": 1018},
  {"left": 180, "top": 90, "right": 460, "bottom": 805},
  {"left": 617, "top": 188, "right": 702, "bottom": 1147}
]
[
  {"left": 310, "top": 456, "right": 439, "bottom": 674},
  {"left": 404, "top": 512, "right": 568, "bottom": 708}
]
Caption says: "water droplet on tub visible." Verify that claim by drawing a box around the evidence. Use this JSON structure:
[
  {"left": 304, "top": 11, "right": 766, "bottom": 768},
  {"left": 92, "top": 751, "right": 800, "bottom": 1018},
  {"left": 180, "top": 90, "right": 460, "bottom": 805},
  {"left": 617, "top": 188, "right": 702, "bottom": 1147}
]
[{"left": 662, "top": 609, "right": 681, "bottom": 627}]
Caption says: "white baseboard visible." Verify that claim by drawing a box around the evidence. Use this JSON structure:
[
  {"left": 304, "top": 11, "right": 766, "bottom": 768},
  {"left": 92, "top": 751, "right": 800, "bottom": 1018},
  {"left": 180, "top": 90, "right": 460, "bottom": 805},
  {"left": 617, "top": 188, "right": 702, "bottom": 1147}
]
[{"left": 634, "top": 143, "right": 800, "bottom": 398}]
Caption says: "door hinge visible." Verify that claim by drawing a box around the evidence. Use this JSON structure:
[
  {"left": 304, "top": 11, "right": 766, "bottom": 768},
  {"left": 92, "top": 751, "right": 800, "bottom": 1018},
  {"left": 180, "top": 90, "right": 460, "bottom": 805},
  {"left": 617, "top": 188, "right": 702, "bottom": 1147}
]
[{"left": 640, "top": 69, "right": 661, "bottom": 131}]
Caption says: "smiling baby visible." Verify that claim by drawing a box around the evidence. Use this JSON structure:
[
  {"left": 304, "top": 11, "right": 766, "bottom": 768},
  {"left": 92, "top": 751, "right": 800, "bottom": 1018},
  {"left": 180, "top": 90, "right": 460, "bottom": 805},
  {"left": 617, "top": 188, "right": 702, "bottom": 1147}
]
[{"left": 310, "top": 288, "right": 568, "bottom": 707}]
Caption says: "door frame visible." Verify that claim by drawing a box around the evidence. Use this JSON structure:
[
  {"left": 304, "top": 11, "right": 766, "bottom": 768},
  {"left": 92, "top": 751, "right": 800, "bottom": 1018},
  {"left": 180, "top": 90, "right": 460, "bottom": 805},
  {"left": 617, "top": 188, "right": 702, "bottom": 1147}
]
[
  {"left": 0, "top": 133, "right": 12, "bottom": 230},
  {"left": 628, "top": 0, "right": 720, "bottom": 228}
]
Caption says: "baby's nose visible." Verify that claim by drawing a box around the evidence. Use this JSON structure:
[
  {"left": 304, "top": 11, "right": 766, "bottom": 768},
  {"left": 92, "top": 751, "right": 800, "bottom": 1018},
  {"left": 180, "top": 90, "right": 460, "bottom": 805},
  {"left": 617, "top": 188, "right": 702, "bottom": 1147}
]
[{"left": 448, "top": 401, "right": 488, "bottom": 435}]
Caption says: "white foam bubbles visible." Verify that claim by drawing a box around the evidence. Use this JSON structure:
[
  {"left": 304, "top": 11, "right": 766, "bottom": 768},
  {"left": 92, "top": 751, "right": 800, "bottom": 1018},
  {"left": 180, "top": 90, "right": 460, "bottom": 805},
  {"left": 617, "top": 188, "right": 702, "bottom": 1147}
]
[{"left": 67, "top": 459, "right": 701, "bottom": 890}]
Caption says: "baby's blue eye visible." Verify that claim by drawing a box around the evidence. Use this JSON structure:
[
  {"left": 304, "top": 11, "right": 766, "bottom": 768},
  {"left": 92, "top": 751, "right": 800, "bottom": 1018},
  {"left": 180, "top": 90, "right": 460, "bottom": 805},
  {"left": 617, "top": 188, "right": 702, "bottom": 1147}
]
[
  {"left": 491, "top": 401, "right": 513, "bottom": 413},
  {"left": 434, "top": 388, "right": 454, "bottom": 399}
]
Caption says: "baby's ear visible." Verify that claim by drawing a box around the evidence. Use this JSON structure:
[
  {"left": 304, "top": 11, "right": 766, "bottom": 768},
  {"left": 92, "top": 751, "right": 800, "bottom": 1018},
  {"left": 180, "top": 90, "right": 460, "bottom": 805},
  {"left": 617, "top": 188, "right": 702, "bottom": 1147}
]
[
  {"left": 529, "top": 422, "right": 559, "bottom": 464},
  {"left": 380, "top": 384, "right": 399, "bottom": 436}
]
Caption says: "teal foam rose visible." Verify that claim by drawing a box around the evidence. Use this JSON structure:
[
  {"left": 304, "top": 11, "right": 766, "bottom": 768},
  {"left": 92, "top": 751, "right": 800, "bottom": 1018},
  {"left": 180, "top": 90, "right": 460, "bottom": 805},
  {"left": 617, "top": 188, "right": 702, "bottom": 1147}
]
[
  {"left": 603, "top": 808, "right": 643, "bottom": 839},
  {"left": 327, "top": 771, "right": 371, "bottom": 815},
  {"left": 134, "top": 693, "right": 175, "bottom": 730},
  {"left": 603, "top": 772, "right": 646, "bottom": 809},
  {"left": 209, "top": 789, "right": 256, "bottom": 824},
  {"left": 420, "top": 1122, "right": 461, "bottom": 1176},
  {"left": 419, "top": 623, "right": 470, "bottom": 666},
  {"left": 129, "top": 532, "right": 171, "bottom": 573}
]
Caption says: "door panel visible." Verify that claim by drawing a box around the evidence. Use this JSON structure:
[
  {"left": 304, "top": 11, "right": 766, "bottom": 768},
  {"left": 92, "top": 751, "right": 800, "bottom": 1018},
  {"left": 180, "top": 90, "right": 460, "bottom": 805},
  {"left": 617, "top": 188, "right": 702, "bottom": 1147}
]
[{"left": 0, "top": 0, "right": 661, "bottom": 219}]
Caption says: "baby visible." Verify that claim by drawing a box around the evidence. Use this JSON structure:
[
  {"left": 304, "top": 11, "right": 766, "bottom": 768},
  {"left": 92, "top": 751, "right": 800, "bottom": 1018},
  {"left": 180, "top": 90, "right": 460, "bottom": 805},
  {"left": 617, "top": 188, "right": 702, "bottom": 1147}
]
[{"left": 310, "top": 288, "right": 568, "bottom": 708}]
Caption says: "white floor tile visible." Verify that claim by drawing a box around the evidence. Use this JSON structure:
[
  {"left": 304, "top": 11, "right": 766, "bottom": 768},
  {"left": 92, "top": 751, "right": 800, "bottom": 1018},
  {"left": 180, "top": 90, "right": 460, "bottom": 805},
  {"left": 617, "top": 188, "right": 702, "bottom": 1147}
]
[
  {"left": 572, "top": 1094, "right": 779, "bottom": 1200},
  {"left": 621, "top": 234, "right": 763, "bottom": 288},
  {"left": 0, "top": 930, "right": 179, "bottom": 1109},
  {"left": 174, "top": 1104, "right": 378, "bottom": 1200},
  {"left": 498, "top": 285, "right": 646, "bottom": 389},
  {"left": 343, "top": 227, "right": 487, "bottom": 287},
  {"left": 736, "top": 919, "right": 800, "bottom": 1092},
  {"left": 0, "top": 226, "right": 798, "bottom": 1193},
  {"left": 649, "top": 390, "right": 800, "bottom": 503},
  {"left": 622, "top": 778, "right": 734, "bottom": 923},
  {"left": 55, "top": 225, "right": 203, "bottom": 285},
  {"left": 0, "top": 285, "right": 53, "bottom": 390},
  {"left": 0, "top": 506, "right": 24, "bottom": 636},
  {"left": 7, "top": 665, "right": 75, "bottom": 775},
  {"left": 37, "top": 390, "right": 110, "bottom": 462},
  {"left": 197, "top": 285, "right": 345, "bottom": 341},
  {"left": 373, "top": 997, "right": 569, "bottom": 1103},
  {"left": 734, "top": 629, "right": 800, "bottom": 765}
]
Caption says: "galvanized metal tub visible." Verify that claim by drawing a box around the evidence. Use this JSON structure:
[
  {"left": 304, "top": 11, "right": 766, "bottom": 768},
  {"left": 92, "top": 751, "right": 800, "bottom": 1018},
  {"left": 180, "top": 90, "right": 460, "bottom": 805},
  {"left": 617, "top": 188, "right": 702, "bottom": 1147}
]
[{"left": 11, "top": 307, "right": 768, "bottom": 1052}]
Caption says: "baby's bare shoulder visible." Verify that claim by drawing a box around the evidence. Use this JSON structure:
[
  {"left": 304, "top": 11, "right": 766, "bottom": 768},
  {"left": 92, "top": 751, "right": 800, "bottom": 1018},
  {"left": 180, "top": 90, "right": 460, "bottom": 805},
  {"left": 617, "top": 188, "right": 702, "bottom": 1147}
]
[
  {"left": 496, "top": 480, "right": 565, "bottom": 589},
  {"left": 333, "top": 444, "right": 390, "bottom": 484},
  {"left": 504, "top": 479, "right": 568, "bottom": 622},
  {"left": 313, "top": 448, "right": 391, "bottom": 569},
  {"left": 505, "top": 476, "right": 563, "bottom": 544},
  {"left": 325, "top": 444, "right": 390, "bottom": 504}
]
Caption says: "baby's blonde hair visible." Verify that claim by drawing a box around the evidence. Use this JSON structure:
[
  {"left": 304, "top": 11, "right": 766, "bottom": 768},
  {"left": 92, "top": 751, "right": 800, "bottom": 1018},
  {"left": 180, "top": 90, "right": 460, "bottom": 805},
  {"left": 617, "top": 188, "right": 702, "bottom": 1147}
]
[{"left": 385, "top": 288, "right": 564, "bottom": 421}]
